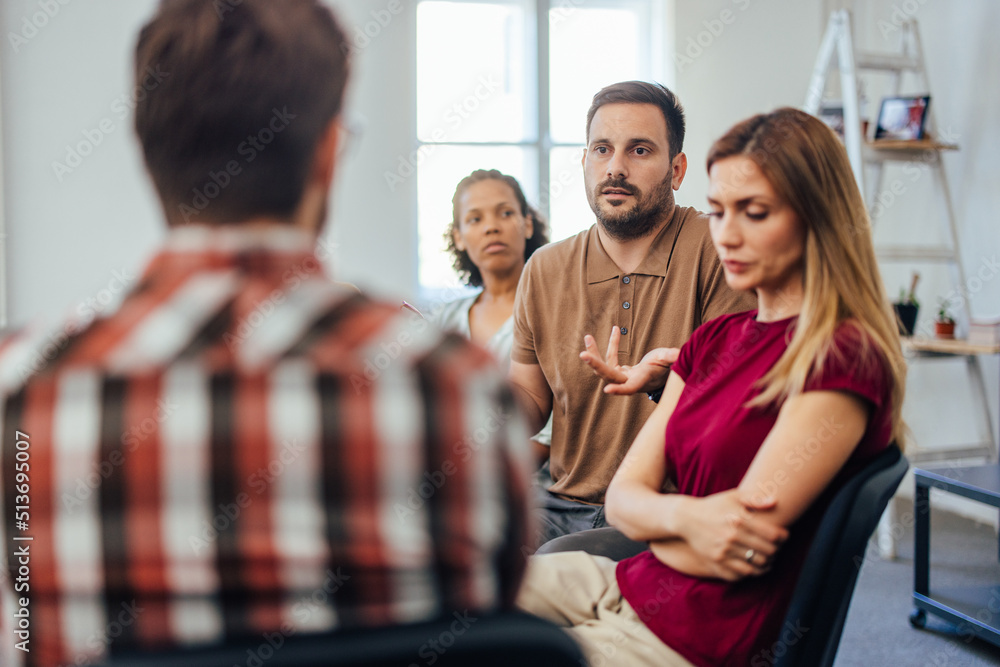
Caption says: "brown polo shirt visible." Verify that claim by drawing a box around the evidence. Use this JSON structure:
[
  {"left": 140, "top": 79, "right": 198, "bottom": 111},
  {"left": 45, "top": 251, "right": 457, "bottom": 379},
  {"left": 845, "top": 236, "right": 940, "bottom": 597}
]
[{"left": 512, "top": 205, "right": 757, "bottom": 504}]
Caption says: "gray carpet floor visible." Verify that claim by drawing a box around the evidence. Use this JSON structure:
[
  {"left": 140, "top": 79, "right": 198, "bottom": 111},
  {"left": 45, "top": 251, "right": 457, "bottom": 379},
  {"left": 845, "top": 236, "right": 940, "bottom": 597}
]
[{"left": 835, "top": 497, "right": 1000, "bottom": 666}]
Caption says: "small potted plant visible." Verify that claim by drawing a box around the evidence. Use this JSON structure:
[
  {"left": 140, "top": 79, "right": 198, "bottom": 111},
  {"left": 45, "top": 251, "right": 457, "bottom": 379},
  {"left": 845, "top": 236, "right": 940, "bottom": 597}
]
[
  {"left": 893, "top": 272, "right": 920, "bottom": 336},
  {"left": 934, "top": 301, "right": 956, "bottom": 339}
]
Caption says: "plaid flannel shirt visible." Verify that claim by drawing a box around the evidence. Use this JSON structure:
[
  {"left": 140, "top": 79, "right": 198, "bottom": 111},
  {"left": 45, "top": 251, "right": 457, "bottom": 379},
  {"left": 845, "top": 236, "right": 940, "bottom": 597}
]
[{"left": 0, "top": 226, "right": 533, "bottom": 667}]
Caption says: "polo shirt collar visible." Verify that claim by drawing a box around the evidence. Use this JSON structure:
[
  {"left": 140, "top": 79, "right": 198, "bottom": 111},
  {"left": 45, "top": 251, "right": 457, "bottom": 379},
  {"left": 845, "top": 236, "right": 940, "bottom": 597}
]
[{"left": 585, "top": 208, "right": 681, "bottom": 284}]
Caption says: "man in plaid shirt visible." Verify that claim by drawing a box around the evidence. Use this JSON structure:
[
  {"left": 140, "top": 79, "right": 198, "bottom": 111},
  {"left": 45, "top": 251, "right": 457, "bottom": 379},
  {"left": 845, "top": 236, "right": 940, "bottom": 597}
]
[{"left": 0, "top": 1, "right": 533, "bottom": 665}]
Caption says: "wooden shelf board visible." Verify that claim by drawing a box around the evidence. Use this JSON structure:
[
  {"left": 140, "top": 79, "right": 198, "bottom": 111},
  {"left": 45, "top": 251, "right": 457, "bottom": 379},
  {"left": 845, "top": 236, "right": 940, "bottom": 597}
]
[
  {"left": 903, "top": 337, "right": 1000, "bottom": 356},
  {"left": 866, "top": 139, "right": 959, "bottom": 151}
]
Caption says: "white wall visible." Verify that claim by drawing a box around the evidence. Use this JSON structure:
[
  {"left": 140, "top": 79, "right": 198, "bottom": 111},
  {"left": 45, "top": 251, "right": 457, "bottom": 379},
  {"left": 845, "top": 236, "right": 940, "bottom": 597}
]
[
  {"left": 2, "top": 1, "right": 163, "bottom": 327},
  {"left": 673, "top": 0, "right": 825, "bottom": 209},
  {"left": 327, "top": 0, "right": 419, "bottom": 300},
  {"left": 2, "top": 0, "right": 996, "bottom": 452},
  {"left": 0, "top": 0, "right": 419, "bottom": 331}
]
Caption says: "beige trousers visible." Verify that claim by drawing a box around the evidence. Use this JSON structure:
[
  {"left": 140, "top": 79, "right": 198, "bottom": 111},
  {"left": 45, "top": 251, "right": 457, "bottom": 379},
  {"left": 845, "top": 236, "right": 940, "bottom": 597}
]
[{"left": 516, "top": 551, "right": 694, "bottom": 667}]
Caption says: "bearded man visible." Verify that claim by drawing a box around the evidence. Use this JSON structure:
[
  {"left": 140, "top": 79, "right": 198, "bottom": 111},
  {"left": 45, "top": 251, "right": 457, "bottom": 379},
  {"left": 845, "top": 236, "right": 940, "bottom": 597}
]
[{"left": 509, "top": 81, "right": 757, "bottom": 546}]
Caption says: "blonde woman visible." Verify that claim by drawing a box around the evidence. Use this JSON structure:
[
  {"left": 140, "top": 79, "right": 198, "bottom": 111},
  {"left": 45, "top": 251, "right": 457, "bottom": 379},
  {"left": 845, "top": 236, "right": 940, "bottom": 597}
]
[{"left": 517, "top": 108, "right": 906, "bottom": 667}]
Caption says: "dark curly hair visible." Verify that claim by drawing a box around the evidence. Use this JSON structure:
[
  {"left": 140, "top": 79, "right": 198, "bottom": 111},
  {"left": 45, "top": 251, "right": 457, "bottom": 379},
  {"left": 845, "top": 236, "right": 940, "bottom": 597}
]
[{"left": 445, "top": 169, "right": 549, "bottom": 287}]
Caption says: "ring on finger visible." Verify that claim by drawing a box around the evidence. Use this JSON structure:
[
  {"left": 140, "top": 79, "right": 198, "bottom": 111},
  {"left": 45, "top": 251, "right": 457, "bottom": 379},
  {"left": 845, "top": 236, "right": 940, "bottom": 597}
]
[{"left": 744, "top": 548, "right": 756, "bottom": 564}]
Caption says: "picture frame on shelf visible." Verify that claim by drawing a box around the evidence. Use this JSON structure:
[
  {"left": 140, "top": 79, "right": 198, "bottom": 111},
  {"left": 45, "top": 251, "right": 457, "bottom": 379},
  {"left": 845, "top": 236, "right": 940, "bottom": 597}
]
[
  {"left": 818, "top": 102, "right": 845, "bottom": 139},
  {"left": 873, "top": 95, "right": 931, "bottom": 141}
]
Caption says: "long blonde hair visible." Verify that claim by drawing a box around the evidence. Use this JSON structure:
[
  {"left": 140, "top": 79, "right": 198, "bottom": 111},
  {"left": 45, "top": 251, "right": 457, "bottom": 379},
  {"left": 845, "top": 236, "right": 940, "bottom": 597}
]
[{"left": 707, "top": 108, "right": 907, "bottom": 447}]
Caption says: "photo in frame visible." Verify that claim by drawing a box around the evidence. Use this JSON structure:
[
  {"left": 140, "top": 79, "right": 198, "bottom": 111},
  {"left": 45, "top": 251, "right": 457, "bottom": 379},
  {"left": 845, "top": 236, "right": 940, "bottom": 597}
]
[
  {"left": 818, "top": 102, "right": 845, "bottom": 139},
  {"left": 873, "top": 95, "right": 931, "bottom": 141}
]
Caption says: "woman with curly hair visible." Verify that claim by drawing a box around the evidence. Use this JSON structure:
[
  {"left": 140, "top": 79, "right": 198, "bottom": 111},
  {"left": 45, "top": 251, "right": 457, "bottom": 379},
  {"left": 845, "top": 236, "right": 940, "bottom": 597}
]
[{"left": 435, "top": 169, "right": 549, "bottom": 371}]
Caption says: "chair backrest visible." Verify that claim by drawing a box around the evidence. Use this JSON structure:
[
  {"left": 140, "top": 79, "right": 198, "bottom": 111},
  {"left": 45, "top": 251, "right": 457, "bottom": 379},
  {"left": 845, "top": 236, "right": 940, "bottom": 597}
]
[
  {"left": 774, "top": 443, "right": 908, "bottom": 667},
  {"left": 105, "top": 610, "right": 585, "bottom": 667}
]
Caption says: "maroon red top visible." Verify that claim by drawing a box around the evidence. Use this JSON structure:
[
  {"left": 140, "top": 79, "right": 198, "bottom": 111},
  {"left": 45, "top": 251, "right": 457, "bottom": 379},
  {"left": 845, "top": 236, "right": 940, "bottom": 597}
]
[{"left": 616, "top": 310, "right": 892, "bottom": 667}]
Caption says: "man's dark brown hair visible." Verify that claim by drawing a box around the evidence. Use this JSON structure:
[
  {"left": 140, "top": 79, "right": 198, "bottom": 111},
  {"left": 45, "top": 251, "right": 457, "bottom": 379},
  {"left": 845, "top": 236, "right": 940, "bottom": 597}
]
[
  {"left": 585, "top": 81, "right": 686, "bottom": 161},
  {"left": 134, "top": 0, "right": 349, "bottom": 225}
]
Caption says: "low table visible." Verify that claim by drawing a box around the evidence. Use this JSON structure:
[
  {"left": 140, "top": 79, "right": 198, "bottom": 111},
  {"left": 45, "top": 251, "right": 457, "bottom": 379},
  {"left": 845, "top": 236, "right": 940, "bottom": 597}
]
[{"left": 910, "top": 465, "right": 1000, "bottom": 646}]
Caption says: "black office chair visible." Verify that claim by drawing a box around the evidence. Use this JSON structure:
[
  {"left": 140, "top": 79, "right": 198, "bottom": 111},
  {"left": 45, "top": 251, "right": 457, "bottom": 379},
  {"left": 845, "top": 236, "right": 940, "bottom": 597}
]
[
  {"left": 535, "top": 443, "right": 908, "bottom": 667},
  {"left": 774, "top": 442, "right": 908, "bottom": 667},
  {"left": 105, "top": 610, "right": 585, "bottom": 667}
]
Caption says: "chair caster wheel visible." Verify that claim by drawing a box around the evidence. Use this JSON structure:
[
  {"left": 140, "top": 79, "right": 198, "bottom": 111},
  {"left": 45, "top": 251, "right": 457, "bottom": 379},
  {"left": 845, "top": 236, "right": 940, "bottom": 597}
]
[{"left": 909, "top": 609, "right": 927, "bottom": 628}]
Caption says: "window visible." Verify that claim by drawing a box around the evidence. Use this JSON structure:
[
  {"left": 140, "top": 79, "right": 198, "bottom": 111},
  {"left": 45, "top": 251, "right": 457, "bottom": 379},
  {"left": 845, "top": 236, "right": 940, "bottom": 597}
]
[{"left": 416, "top": 0, "right": 666, "bottom": 291}]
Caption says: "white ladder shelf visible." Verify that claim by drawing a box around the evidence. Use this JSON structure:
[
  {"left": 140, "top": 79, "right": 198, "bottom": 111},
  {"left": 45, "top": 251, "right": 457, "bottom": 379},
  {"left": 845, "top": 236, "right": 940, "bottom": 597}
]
[{"left": 803, "top": 9, "right": 998, "bottom": 557}]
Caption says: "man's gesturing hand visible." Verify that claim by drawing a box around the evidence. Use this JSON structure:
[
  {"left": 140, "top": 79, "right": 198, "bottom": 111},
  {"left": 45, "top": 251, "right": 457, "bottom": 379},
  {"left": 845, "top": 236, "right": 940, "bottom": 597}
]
[{"left": 579, "top": 326, "right": 679, "bottom": 395}]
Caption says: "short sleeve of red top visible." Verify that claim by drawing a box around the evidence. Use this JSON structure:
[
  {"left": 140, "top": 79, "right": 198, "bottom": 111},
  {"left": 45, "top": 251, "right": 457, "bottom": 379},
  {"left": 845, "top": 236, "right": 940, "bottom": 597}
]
[{"left": 615, "top": 310, "right": 893, "bottom": 667}]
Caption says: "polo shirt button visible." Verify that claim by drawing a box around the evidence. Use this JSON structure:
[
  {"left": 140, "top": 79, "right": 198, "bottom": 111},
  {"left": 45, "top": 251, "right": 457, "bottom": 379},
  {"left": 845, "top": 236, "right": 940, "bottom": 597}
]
[
  {"left": 620, "top": 327, "right": 627, "bottom": 335},
  {"left": 623, "top": 276, "right": 630, "bottom": 284},
  {"left": 623, "top": 301, "right": 630, "bottom": 309}
]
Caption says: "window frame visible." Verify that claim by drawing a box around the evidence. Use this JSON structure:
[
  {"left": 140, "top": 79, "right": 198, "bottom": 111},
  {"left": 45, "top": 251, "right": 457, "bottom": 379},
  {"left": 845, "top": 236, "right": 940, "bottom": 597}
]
[
  {"left": 0, "top": 69, "right": 7, "bottom": 329},
  {"left": 414, "top": 0, "right": 668, "bottom": 295}
]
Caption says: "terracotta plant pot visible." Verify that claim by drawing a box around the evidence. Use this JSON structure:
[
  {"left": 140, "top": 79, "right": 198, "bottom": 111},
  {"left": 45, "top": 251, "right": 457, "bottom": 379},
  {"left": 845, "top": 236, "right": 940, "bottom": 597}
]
[{"left": 934, "top": 321, "right": 955, "bottom": 339}]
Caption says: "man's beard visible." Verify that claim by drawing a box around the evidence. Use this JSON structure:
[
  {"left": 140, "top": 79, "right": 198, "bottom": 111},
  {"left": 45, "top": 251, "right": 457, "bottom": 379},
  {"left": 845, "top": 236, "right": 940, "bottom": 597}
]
[{"left": 588, "top": 174, "right": 675, "bottom": 241}]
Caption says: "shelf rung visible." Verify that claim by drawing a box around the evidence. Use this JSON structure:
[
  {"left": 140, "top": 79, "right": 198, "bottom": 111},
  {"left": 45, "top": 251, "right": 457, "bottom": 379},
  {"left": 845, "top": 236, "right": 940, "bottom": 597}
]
[
  {"left": 864, "top": 140, "right": 958, "bottom": 153},
  {"left": 876, "top": 246, "right": 957, "bottom": 262},
  {"left": 904, "top": 337, "right": 1000, "bottom": 356},
  {"left": 855, "top": 52, "right": 922, "bottom": 71}
]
